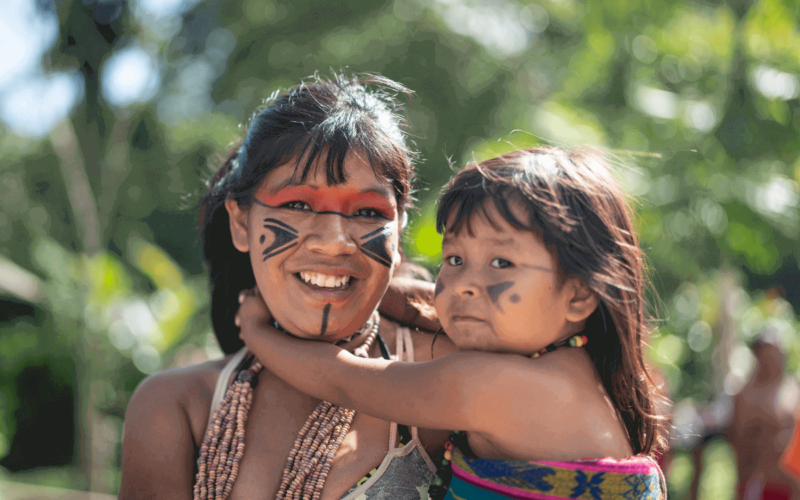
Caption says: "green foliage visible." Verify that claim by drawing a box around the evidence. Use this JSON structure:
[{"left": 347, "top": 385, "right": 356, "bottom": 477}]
[{"left": 1, "top": 0, "right": 799, "bottom": 494}]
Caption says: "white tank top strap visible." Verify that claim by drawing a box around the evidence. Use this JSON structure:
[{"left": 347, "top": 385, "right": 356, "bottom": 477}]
[
  {"left": 207, "top": 348, "right": 248, "bottom": 424},
  {"left": 388, "top": 422, "right": 398, "bottom": 449}
]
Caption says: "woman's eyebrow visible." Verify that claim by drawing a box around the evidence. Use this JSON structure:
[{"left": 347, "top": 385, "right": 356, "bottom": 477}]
[
  {"left": 269, "top": 178, "right": 319, "bottom": 194},
  {"left": 360, "top": 186, "right": 395, "bottom": 200}
]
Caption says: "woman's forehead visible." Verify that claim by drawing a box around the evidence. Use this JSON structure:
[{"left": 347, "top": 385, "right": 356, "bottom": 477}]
[{"left": 259, "top": 152, "right": 394, "bottom": 198}]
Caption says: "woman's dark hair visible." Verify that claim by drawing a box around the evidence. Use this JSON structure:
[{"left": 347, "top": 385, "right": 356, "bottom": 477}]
[
  {"left": 435, "top": 147, "right": 669, "bottom": 456},
  {"left": 200, "top": 74, "right": 417, "bottom": 354}
]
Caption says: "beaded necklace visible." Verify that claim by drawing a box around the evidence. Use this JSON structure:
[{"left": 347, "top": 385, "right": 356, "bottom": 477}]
[
  {"left": 426, "top": 332, "right": 589, "bottom": 500},
  {"left": 193, "top": 311, "right": 380, "bottom": 500}
]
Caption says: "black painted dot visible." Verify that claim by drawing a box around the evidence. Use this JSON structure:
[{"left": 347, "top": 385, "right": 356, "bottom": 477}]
[
  {"left": 260, "top": 234, "right": 265, "bottom": 244},
  {"left": 510, "top": 294, "right": 520, "bottom": 303}
]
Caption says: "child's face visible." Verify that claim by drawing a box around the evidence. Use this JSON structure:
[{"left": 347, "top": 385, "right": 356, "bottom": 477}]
[{"left": 434, "top": 201, "right": 575, "bottom": 354}]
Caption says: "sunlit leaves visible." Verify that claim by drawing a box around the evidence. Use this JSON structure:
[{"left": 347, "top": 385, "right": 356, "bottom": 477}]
[{"left": 743, "top": 0, "right": 800, "bottom": 69}]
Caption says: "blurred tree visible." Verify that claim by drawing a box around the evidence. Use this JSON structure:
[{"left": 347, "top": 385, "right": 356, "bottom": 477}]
[{"left": 0, "top": 0, "right": 799, "bottom": 496}]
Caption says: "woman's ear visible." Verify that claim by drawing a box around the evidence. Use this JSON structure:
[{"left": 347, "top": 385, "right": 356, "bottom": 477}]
[
  {"left": 564, "top": 277, "right": 600, "bottom": 324},
  {"left": 225, "top": 198, "right": 250, "bottom": 253}
]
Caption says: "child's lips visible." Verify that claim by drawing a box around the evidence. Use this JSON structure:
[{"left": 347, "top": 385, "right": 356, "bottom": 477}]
[{"left": 450, "top": 315, "right": 487, "bottom": 323}]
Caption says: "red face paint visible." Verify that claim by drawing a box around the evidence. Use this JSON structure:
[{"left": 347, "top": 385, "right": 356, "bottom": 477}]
[{"left": 256, "top": 185, "right": 397, "bottom": 219}]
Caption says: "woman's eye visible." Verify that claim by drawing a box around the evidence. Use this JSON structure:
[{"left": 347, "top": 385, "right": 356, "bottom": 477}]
[
  {"left": 446, "top": 255, "right": 463, "bottom": 266},
  {"left": 354, "top": 208, "right": 387, "bottom": 219},
  {"left": 283, "top": 201, "right": 312, "bottom": 211},
  {"left": 490, "top": 258, "right": 512, "bottom": 269}
]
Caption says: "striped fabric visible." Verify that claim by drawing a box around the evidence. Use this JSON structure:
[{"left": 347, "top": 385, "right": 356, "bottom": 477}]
[{"left": 443, "top": 450, "right": 666, "bottom": 500}]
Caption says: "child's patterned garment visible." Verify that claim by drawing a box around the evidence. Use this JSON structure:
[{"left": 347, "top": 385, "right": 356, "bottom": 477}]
[{"left": 443, "top": 449, "right": 666, "bottom": 500}]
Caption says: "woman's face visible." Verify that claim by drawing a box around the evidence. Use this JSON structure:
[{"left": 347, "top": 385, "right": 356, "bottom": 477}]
[{"left": 227, "top": 152, "right": 401, "bottom": 341}]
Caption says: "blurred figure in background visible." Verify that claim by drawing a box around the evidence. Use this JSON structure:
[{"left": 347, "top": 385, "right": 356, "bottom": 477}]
[{"left": 728, "top": 335, "right": 800, "bottom": 500}]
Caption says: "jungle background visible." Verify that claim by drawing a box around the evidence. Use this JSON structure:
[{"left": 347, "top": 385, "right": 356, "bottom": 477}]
[{"left": 1, "top": 0, "right": 799, "bottom": 497}]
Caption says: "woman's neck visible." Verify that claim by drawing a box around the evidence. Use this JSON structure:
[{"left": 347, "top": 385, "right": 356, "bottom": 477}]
[{"left": 275, "top": 311, "right": 380, "bottom": 355}]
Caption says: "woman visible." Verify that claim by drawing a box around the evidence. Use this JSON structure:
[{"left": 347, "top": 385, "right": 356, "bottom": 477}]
[{"left": 120, "top": 75, "right": 452, "bottom": 500}]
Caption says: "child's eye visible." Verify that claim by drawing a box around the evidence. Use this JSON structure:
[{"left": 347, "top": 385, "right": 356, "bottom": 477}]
[
  {"left": 446, "top": 255, "right": 463, "bottom": 266},
  {"left": 353, "top": 208, "right": 388, "bottom": 219},
  {"left": 490, "top": 258, "right": 512, "bottom": 269},
  {"left": 282, "top": 201, "right": 312, "bottom": 211}
]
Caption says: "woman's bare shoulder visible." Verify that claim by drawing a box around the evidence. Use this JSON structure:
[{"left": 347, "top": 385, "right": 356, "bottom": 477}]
[
  {"left": 120, "top": 355, "right": 238, "bottom": 499},
  {"left": 125, "top": 354, "right": 236, "bottom": 440},
  {"left": 377, "top": 315, "right": 457, "bottom": 362},
  {"left": 134, "top": 356, "right": 229, "bottom": 403}
]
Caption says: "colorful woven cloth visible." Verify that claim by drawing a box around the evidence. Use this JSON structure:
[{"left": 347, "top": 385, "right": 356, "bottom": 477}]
[{"left": 443, "top": 450, "right": 665, "bottom": 500}]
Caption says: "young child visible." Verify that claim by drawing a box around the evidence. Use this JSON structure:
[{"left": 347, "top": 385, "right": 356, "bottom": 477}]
[{"left": 237, "top": 147, "right": 669, "bottom": 499}]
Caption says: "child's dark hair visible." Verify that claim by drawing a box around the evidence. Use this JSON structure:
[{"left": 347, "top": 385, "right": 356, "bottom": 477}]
[
  {"left": 200, "top": 74, "right": 417, "bottom": 354},
  {"left": 436, "top": 147, "right": 669, "bottom": 456}
]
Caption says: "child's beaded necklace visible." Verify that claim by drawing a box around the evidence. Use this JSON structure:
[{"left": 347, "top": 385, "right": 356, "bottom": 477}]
[{"left": 426, "top": 332, "right": 589, "bottom": 500}]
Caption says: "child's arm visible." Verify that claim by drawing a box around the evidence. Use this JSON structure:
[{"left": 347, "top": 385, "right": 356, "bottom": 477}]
[{"left": 237, "top": 291, "right": 533, "bottom": 433}]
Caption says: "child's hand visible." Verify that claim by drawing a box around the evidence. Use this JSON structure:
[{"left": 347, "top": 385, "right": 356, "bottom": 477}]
[{"left": 235, "top": 287, "right": 274, "bottom": 345}]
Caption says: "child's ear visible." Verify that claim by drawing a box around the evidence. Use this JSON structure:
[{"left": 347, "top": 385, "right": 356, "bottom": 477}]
[
  {"left": 564, "top": 277, "right": 600, "bottom": 323},
  {"left": 225, "top": 198, "right": 250, "bottom": 253}
]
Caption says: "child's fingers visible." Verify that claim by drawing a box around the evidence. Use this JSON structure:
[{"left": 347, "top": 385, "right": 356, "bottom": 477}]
[{"left": 237, "top": 287, "right": 273, "bottom": 329}]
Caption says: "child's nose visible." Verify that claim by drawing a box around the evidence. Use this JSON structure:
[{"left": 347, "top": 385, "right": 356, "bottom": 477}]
[
  {"left": 304, "top": 214, "right": 358, "bottom": 256},
  {"left": 453, "top": 273, "right": 481, "bottom": 298}
]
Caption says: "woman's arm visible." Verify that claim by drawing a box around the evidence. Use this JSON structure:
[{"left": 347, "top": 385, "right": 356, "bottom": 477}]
[
  {"left": 236, "top": 292, "right": 546, "bottom": 435},
  {"left": 119, "top": 372, "right": 199, "bottom": 500}
]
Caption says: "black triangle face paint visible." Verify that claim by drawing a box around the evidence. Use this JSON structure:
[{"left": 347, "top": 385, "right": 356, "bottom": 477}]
[
  {"left": 486, "top": 281, "right": 514, "bottom": 314},
  {"left": 434, "top": 278, "right": 446, "bottom": 299},
  {"left": 262, "top": 218, "right": 299, "bottom": 261},
  {"left": 359, "top": 226, "right": 393, "bottom": 268}
]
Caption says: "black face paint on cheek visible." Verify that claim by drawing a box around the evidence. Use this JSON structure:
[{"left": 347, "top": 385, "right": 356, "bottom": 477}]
[
  {"left": 320, "top": 304, "right": 332, "bottom": 335},
  {"left": 486, "top": 281, "right": 514, "bottom": 314},
  {"left": 434, "top": 278, "right": 446, "bottom": 299},
  {"left": 359, "top": 226, "right": 393, "bottom": 268},
  {"left": 510, "top": 294, "right": 520, "bottom": 303},
  {"left": 262, "top": 218, "right": 299, "bottom": 260}
]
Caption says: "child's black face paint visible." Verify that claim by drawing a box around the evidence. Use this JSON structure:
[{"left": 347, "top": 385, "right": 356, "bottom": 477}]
[
  {"left": 486, "top": 281, "right": 514, "bottom": 313},
  {"left": 434, "top": 278, "right": 446, "bottom": 299},
  {"left": 320, "top": 303, "right": 332, "bottom": 335},
  {"left": 510, "top": 293, "right": 520, "bottom": 303},
  {"left": 262, "top": 218, "right": 299, "bottom": 261},
  {"left": 521, "top": 263, "right": 557, "bottom": 274},
  {"left": 359, "top": 226, "right": 393, "bottom": 268}
]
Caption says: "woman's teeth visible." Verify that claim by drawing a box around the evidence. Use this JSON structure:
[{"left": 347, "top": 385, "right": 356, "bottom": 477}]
[{"left": 299, "top": 272, "right": 351, "bottom": 288}]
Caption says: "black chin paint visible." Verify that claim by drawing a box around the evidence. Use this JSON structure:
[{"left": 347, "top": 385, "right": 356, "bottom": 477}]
[
  {"left": 486, "top": 281, "right": 514, "bottom": 313},
  {"left": 359, "top": 226, "right": 393, "bottom": 268},
  {"left": 320, "top": 304, "right": 332, "bottom": 335},
  {"left": 510, "top": 293, "right": 521, "bottom": 303},
  {"left": 434, "top": 278, "right": 446, "bottom": 299},
  {"left": 262, "top": 218, "right": 299, "bottom": 260}
]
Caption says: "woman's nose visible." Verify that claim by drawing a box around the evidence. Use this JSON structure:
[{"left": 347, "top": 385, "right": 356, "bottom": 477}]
[{"left": 304, "top": 214, "right": 358, "bottom": 256}]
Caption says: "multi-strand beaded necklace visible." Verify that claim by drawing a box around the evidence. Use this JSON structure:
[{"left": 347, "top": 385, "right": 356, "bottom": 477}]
[
  {"left": 193, "top": 312, "right": 380, "bottom": 500},
  {"left": 426, "top": 333, "right": 589, "bottom": 500}
]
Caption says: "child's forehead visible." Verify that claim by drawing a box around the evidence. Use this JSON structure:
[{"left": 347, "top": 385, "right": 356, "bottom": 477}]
[{"left": 443, "top": 199, "right": 533, "bottom": 240}]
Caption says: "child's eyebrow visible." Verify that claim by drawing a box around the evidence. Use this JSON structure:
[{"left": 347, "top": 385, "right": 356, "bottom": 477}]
[{"left": 487, "top": 238, "right": 515, "bottom": 246}]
